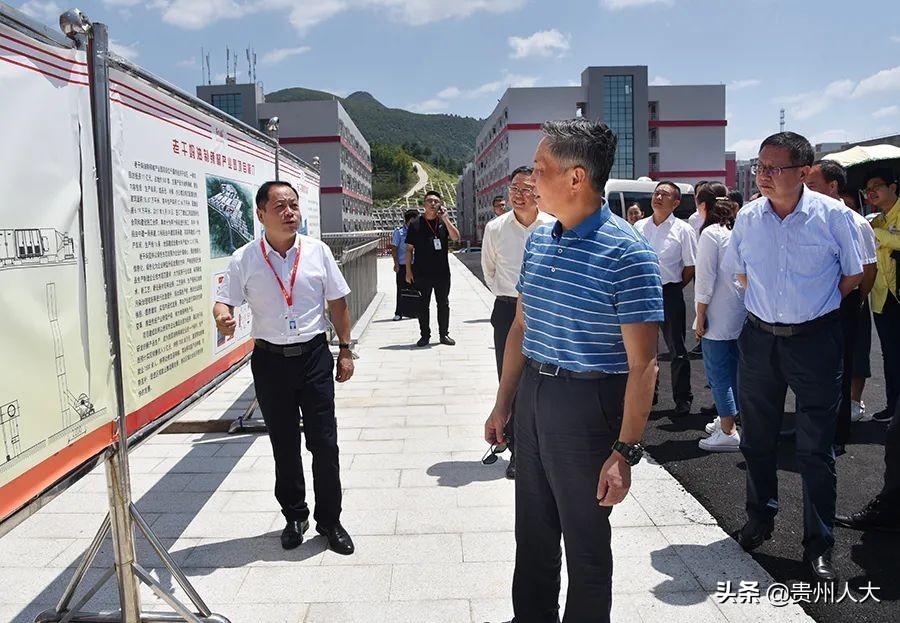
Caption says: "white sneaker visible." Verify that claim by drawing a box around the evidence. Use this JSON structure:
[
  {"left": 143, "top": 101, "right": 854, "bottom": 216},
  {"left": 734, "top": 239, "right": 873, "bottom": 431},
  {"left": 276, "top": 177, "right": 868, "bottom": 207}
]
[
  {"left": 392, "top": 314, "right": 402, "bottom": 321},
  {"left": 851, "top": 400, "right": 870, "bottom": 422},
  {"left": 699, "top": 428, "right": 741, "bottom": 453},
  {"left": 705, "top": 416, "right": 721, "bottom": 435}
]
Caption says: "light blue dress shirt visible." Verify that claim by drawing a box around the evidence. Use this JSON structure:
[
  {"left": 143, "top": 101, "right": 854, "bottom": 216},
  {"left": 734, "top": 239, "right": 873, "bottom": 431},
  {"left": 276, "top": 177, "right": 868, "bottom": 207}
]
[
  {"left": 391, "top": 225, "right": 408, "bottom": 265},
  {"left": 724, "top": 187, "right": 863, "bottom": 325}
]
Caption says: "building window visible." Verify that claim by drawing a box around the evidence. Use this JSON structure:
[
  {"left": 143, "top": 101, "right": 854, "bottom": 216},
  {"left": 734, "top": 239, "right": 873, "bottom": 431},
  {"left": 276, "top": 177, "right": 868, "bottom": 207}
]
[
  {"left": 602, "top": 75, "right": 634, "bottom": 179},
  {"left": 648, "top": 101, "right": 658, "bottom": 121},
  {"left": 649, "top": 127, "right": 659, "bottom": 148},
  {"left": 576, "top": 102, "right": 586, "bottom": 118},
  {"left": 649, "top": 152, "right": 659, "bottom": 172},
  {"left": 210, "top": 93, "right": 243, "bottom": 119}
]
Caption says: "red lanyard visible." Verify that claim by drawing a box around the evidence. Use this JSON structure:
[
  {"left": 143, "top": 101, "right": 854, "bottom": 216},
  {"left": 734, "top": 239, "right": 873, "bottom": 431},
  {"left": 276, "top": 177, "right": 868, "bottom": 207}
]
[
  {"left": 260, "top": 237, "right": 301, "bottom": 308},
  {"left": 425, "top": 218, "right": 440, "bottom": 238}
]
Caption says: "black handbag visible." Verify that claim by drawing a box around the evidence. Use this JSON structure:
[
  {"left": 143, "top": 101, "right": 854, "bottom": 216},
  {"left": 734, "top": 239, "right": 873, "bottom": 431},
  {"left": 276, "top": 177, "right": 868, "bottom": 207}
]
[{"left": 398, "top": 285, "right": 422, "bottom": 317}]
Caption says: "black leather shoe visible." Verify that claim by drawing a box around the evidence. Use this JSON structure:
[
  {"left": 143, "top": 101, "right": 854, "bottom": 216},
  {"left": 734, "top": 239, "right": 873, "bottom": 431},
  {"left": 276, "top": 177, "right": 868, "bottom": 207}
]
[
  {"left": 280, "top": 519, "right": 309, "bottom": 550},
  {"left": 505, "top": 454, "right": 516, "bottom": 480},
  {"left": 440, "top": 334, "right": 456, "bottom": 346},
  {"left": 416, "top": 336, "right": 430, "bottom": 347},
  {"left": 809, "top": 549, "right": 837, "bottom": 581},
  {"left": 674, "top": 401, "right": 692, "bottom": 416},
  {"left": 735, "top": 519, "right": 774, "bottom": 551},
  {"left": 872, "top": 408, "right": 893, "bottom": 423},
  {"left": 835, "top": 498, "right": 900, "bottom": 532},
  {"left": 317, "top": 522, "right": 355, "bottom": 555}
]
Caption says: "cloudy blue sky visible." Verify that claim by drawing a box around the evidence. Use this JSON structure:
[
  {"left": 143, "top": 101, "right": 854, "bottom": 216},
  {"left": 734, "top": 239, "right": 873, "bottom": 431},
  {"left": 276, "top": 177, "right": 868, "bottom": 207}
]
[{"left": 17, "top": 0, "right": 900, "bottom": 159}]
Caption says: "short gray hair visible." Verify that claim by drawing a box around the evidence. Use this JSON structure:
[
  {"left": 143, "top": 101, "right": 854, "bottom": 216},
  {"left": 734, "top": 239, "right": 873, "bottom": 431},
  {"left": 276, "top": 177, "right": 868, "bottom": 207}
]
[{"left": 541, "top": 119, "right": 617, "bottom": 194}]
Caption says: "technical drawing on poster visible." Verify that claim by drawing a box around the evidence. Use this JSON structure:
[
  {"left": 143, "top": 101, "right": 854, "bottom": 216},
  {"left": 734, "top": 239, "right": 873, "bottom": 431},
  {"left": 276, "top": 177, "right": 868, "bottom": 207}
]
[
  {"left": 0, "top": 401, "right": 22, "bottom": 463},
  {"left": 46, "top": 283, "right": 95, "bottom": 429},
  {"left": 207, "top": 176, "right": 255, "bottom": 258},
  {"left": 0, "top": 228, "right": 75, "bottom": 271}
]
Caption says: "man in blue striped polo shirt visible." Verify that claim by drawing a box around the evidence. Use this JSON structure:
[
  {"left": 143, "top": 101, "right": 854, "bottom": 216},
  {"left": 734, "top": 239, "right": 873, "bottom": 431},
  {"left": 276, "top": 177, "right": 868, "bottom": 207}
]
[{"left": 485, "top": 119, "right": 663, "bottom": 623}]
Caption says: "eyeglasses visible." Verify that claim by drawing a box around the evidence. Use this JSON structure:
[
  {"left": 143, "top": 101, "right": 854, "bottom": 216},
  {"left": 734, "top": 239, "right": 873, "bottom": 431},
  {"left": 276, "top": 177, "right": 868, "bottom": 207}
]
[
  {"left": 481, "top": 440, "right": 508, "bottom": 465},
  {"left": 424, "top": 198, "right": 441, "bottom": 205},
  {"left": 751, "top": 163, "right": 805, "bottom": 177},
  {"left": 863, "top": 183, "right": 888, "bottom": 197},
  {"left": 653, "top": 190, "right": 677, "bottom": 199},
  {"left": 508, "top": 185, "right": 535, "bottom": 196}
]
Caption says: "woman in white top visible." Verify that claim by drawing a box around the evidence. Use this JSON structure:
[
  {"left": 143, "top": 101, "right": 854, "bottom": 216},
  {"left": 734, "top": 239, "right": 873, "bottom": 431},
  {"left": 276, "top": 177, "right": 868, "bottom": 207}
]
[
  {"left": 687, "top": 181, "right": 710, "bottom": 238},
  {"left": 695, "top": 195, "right": 746, "bottom": 452}
]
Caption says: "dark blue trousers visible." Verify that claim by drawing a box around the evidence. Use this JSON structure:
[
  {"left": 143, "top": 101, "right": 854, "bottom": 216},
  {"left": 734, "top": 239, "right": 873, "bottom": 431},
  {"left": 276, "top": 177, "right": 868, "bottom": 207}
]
[{"left": 737, "top": 316, "right": 842, "bottom": 559}]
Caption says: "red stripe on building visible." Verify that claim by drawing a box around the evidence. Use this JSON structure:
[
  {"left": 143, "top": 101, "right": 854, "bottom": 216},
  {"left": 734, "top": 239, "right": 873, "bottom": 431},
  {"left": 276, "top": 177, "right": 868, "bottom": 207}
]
[
  {"left": 0, "top": 30, "right": 88, "bottom": 67},
  {"left": 650, "top": 170, "right": 727, "bottom": 179},
  {"left": 476, "top": 176, "right": 511, "bottom": 197},
  {"left": 321, "top": 186, "right": 374, "bottom": 205},
  {"left": 475, "top": 123, "right": 543, "bottom": 163},
  {"left": 280, "top": 136, "right": 372, "bottom": 172},
  {"left": 649, "top": 120, "right": 727, "bottom": 127},
  {"left": 0, "top": 54, "right": 87, "bottom": 86}
]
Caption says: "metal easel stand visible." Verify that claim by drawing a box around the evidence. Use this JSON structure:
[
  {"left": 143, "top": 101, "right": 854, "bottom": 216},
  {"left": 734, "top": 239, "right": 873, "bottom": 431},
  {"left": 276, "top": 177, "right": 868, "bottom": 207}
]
[
  {"left": 227, "top": 397, "right": 268, "bottom": 434},
  {"left": 34, "top": 10, "right": 230, "bottom": 622}
]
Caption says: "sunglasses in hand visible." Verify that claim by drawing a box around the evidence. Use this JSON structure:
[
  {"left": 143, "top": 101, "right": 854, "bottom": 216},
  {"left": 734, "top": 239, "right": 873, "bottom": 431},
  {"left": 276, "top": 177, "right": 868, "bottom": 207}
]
[{"left": 481, "top": 438, "right": 509, "bottom": 465}]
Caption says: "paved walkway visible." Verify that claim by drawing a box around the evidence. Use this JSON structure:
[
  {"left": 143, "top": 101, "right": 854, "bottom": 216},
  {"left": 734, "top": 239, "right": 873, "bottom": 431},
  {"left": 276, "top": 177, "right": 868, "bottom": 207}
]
[{"left": 0, "top": 256, "right": 814, "bottom": 623}]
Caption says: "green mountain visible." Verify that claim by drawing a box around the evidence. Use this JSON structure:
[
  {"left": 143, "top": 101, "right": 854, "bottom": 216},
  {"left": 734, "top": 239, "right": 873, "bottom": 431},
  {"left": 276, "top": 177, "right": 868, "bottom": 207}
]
[{"left": 265, "top": 88, "right": 483, "bottom": 164}]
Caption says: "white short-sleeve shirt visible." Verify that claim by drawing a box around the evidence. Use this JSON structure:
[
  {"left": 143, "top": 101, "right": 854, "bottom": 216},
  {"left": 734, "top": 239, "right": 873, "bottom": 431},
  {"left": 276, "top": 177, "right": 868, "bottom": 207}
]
[
  {"left": 215, "top": 234, "right": 351, "bottom": 344},
  {"left": 634, "top": 213, "right": 697, "bottom": 285},
  {"left": 847, "top": 207, "right": 878, "bottom": 266}
]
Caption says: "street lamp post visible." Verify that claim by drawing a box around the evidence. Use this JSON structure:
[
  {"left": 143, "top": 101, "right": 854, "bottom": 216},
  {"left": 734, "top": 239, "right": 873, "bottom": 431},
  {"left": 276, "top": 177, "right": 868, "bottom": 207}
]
[{"left": 265, "top": 116, "right": 280, "bottom": 180}]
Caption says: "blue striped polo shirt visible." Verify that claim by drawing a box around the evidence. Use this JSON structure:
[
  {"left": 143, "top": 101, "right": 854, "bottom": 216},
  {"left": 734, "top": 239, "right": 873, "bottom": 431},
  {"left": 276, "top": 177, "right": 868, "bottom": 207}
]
[{"left": 516, "top": 202, "right": 664, "bottom": 373}]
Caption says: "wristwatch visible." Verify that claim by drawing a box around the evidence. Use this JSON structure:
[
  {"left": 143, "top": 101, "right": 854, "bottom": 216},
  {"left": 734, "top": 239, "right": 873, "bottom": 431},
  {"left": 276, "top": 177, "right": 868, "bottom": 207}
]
[
  {"left": 612, "top": 440, "right": 644, "bottom": 466},
  {"left": 338, "top": 343, "right": 352, "bottom": 351}
]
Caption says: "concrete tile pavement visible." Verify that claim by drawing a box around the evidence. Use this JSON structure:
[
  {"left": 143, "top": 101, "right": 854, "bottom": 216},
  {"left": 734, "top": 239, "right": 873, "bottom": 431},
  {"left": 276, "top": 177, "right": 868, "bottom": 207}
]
[{"left": 0, "top": 256, "right": 814, "bottom": 623}]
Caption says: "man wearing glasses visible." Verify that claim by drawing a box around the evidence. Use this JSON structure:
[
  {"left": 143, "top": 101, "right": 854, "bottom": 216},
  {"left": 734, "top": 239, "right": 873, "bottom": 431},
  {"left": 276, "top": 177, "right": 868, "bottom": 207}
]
[
  {"left": 725, "top": 132, "right": 863, "bottom": 581},
  {"left": 481, "top": 166, "right": 554, "bottom": 479},
  {"left": 492, "top": 195, "right": 508, "bottom": 218},
  {"left": 405, "top": 190, "right": 461, "bottom": 346},
  {"left": 634, "top": 181, "right": 697, "bottom": 416}
]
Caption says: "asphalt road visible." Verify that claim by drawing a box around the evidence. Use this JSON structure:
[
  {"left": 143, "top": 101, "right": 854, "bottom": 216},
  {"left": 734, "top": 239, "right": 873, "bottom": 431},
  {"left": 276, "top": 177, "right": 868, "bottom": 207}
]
[{"left": 456, "top": 251, "right": 897, "bottom": 623}]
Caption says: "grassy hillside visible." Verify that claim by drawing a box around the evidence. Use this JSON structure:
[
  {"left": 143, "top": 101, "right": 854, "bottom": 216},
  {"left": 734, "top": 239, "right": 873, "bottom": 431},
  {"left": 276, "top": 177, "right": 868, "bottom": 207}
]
[{"left": 266, "top": 88, "right": 482, "bottom": 165}]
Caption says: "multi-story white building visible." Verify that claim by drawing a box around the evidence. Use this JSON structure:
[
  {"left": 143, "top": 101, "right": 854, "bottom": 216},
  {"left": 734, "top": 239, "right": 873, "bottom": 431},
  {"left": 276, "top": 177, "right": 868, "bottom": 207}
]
[
  {"left": 258, "top": 100, "right": 373, "bottom": 233},
  {"left": 455, "top": 162, "right": 476, "bottom": 242},
  {"left": 473, "top": 66, "right": 728, "bottom": 239},
  {"left": 198, "top": 82, "right": 373, "bottom": 233}
]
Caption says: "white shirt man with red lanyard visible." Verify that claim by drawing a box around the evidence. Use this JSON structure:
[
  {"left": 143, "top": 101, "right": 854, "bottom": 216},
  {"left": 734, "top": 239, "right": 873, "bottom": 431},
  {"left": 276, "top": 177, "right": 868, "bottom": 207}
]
[{"left": 213, "top": 181, "right": 356, "bottom": 555}]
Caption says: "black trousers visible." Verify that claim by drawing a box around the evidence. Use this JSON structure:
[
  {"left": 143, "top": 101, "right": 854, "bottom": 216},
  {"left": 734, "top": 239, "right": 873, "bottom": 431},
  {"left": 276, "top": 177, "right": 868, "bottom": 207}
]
[
  {"left": 511, "top": 364, "right": 625, "bottom": 623},
  {"left": 738, "top": 316, "right": 842, "bottom": 558},
  {"left": 416, "top": 274, "right": 451, "bottom": 339},
  {"left": 660, "top": 283, "right": 692, "bottom": 404},
  {"left": 874, "top": 294, "right": 900, "bottom": 420},
  {"left": 491, "top": 297, "right": 518, "bottom": 447},
  {"left": 250, "top": 337, "right": 342, "bottom": 525},
  {"left": 837, "top": 289, "right": 861, "bottom": 445},
  {"left": 394, "top": 265, "right": 406, "bottom": 316}
]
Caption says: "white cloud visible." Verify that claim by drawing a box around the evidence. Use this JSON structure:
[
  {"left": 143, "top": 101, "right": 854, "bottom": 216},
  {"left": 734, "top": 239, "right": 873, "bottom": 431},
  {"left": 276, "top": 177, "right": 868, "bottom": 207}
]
[
  {"left": 18, "top": 1, "right": 61, "bottom": 23},
  {"left": 508, "top": 29, "right": 571, "bottom": 59},
  {"left": 260, "top": 46, "right": 311, "bottom": 65},
  {"left": 177, "top": 57, "right": 197, "bottom": 68},
  {"left": 873, "top": 105, "right": 900, "bottom": 119},
  {"left": 891, "top": 35, "right": 900, "bottom": 43},
  {"left": 852, "top": 66, "right": 900, "bottom": 98},
  {"left": 601, "top": 0, "right": 672, "bottom": 10},
  {"left": 729, "top": 78, "right": 761, "bottom": 91},
  {"left": 409, "top": 72, "right": 537, "bottom": 113},
  {"left": 109, "top": 39, "right": 139, "bottom": 61},
  {"left": 811, "top": 129, "right": 849, "bottom": 144},
  {"left": 142, "top": 0, "right": 525, "bottom": 32},
  {"left": 729, "top": 138, "right": 763, "bottom": 160},
  {"left": 649, "top": 76, "right": 672, "bottom": 86}
]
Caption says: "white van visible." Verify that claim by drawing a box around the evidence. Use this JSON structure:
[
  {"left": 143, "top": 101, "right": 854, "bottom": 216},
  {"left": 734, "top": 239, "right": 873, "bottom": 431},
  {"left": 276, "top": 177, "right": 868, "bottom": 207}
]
[{"left": 604, "top": 178, "right": 696, "bottom": 221}]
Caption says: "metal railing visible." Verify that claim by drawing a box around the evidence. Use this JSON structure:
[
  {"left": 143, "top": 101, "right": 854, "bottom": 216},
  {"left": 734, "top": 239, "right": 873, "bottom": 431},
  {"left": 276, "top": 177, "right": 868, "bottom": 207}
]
[{"left": 322, "top": 233, "right": 380, "bottom": 330}]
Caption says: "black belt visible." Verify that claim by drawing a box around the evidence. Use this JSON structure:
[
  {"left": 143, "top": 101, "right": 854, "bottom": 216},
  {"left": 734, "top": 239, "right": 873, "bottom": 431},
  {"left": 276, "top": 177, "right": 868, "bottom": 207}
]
[
  {"left": 254, "top": 333, "right": 326, "bottom": 357},
  {"left": 496, "top": 296, "right": 518, "bottom": 304},
  {"left": 747, "top": 309, "right": 840, "bottom": 338},
  {"left": 526, "top": 358, "right": 612, "bottom": 380}
]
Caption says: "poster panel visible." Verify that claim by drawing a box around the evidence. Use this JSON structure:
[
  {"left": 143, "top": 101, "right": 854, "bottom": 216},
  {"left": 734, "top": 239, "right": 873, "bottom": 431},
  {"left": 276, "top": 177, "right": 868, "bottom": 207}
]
[
  {"left": 0, "top": 22, "right": 116, "bottom": 522},
  {"left": 107, "top": 67, "right": 313, "bottom": 433}
]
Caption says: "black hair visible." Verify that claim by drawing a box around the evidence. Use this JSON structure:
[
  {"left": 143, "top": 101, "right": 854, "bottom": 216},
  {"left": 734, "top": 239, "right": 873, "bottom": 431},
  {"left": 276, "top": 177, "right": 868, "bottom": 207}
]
[
  {"left": 702, "top": 197, "right": 738, "bottom": 232},
  {"left": 510, "top": 165, "right": 534, "bottom": 180},
  {"left": 404, "top": 209, "right": 420, "bottom": 222},
  {"left": 256, "top": 181, "right": 298, "bottom": 209},
  {"left": 541, "top": 118, "right": 617, "bottom": 193},
  {"left": 424, "top": 190, "right": 442, "bottom": 201},
  {"left": 759, "top": 131, "right": 814, "bottom": 166},
  {"left": 491, "top": 195, "right": 505, "bottom": 205},
  {"left": 865, "top": 167, "right": 898, "bottom": 187},
  {"left": 813, "top": 160, "right": 848, "bottom": 194},
  {"left": 655, "top": 180, "right": 681, "bottom": 200},
  {"left": 697, "top": 182, "right": 727, "bottom": 211},
  {"left": 727, "top": 189, "right": 744, "bottom": 206}
]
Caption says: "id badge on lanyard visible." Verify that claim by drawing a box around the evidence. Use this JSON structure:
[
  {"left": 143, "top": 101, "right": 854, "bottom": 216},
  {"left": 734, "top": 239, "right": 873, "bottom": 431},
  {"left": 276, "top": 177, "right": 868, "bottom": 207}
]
[
  {"left": 260, "top": 238, "right": 303, "bottom": 337},
  {"left": 427, "top": 219, "right": 442, "bottom": 251},
  {"left": 433, "top": 237, "right": 442, "bottom": 251}
]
